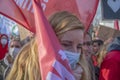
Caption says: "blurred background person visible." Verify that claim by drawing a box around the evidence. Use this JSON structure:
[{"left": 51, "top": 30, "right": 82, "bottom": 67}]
[
  {"left": 91, "top": 38, "right": 103, "bottom": 80},
  {"left": 99, "top": 36, "right": 120, "bottom": 80},
  {"left": 3, "top": 36, "right": 22, "bottom": 79},
  {"left": 82, "top": 32, "right": 96, "bottom": 80},
  {"left": 97, "top": 37, "right": 113, "bottom": 67},
  {"left": 8, "top": 36, "right": 21, "bottom": 60},
  {"left": 83, "top": 32, "right": 93, "bottom": 58},
  {"left": 92, "top": 39, "right": 104, "bottom": 55},
  {"left": 92, "top": 37, "right": 113, "bottom": 80},
  {"left": 0, "top": 34, "right": 9, "bottom": 80},
  {"left": 91, "top": 38, "right": 104, "bottom": 67},
  {"left": 0, "top": 34, "right": 9, "bottom": 60}
]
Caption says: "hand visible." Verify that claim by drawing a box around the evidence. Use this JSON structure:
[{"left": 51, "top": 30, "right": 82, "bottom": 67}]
[
  {"left": 73, "top": 64, "right": 83, "bottom": 80},
  {"left": 7, "top": 54, "right": 13, "bottom": 64}
]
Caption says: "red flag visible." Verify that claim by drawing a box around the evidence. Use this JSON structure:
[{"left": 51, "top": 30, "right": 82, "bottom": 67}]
[
  {"left": 32, "top": 0, "right": 75, "bottom": 79},
  {"left": 0, "top": 0, "right": 35, "bottom": 33},
  {"left": 0, "top": 0, "right": 99, "bottom": 33},
  {"left": 76, "top": 0, "right": 99, "bottom": 32},
  {"left": 114, "top": 20, "right": 119, "bottom": 30},
  {"left": 41, "top": 0, "right": 99, "bottom": 31}
]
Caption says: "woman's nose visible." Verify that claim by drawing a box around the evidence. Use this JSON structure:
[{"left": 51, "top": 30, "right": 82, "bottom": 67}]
[{"left": 71, "top": 46, "right": 79, "bottom": 53}]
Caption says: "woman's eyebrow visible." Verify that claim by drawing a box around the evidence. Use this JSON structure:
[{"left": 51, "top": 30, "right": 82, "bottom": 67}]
[
  {"left": 78, "top": 43, "right": 83, "bottom": 46},
  {"left": 60, "top": 40, "right": 73, "bottom": 43}
]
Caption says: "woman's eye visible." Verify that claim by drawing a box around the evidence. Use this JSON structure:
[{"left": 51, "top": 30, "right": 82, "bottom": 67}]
[
  {"left": 77, "top": 46, "right": 81, "bottom": 49},
  {"left": 61, "top": 43, "right": 71, "bottom": 47},
  {"left": 77, "top": 44, "right": 82, "bottom": 49}
]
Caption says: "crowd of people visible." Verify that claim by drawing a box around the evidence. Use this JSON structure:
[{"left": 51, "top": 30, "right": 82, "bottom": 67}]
[{"left": 0, "top": 11, "right": 120, "bottom": 80}]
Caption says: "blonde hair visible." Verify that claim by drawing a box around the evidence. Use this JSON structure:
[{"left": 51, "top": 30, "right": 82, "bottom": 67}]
[
  {"left": 97, "top": 37, "right": 113, "bottom": 67},
  {"left": 49, "top": 11, "right": 84, "bottom": 36},
  {"left": 79, "top": 52, "right": 91, "bottom": 80},
  {"left": 6, "top": 38, "right": 41, "bottom": 80},
  {"left": 49, "top": 11, "right": 91, "bottom": 80},
  {"left": 96, "top": 43, "right": 107, "bottom": 67}
]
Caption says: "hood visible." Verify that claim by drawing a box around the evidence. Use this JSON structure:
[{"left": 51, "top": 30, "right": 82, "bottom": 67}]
[{"left": 108, "top": 36, "right": 120, "bottom": 52}]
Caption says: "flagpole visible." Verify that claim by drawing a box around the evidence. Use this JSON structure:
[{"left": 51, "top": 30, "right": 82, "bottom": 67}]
[{"left": 114, "top": 19, "right": 119, "bottom": 30}]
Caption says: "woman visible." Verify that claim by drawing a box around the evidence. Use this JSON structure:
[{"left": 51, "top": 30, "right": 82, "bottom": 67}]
[
  {"left": 3, "top": 37, "right": 22, "bottom": 79},
  {"left": 6, "top": 11, "right": 91, "bottom": 80},
  {"left": 82, "top": 32, "right": 96, "bottom": 80},
  {"left": 0, "top": 34, "right": 9, "bottom": 60}
]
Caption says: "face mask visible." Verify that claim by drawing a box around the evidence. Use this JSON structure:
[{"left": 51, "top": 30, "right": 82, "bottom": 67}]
[
  {"left": 1, "top": 39, "right": 7, "bottom": 45},
  {"left": 9, "top": 47, "right": 21, "bottom": 58},
  {"left": 64, "top": 50, "right": 81, "bottom": 69}
]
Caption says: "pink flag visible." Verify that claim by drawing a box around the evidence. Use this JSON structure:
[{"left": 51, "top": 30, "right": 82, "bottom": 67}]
[
  {"left": 32, "top": 0, "right": 75, "bottom": 79},
  {"left": 114, "top": 20, "right": 119, "bottom": 30},
  {"left": 0, "top": 0, "right": 35, "bottom": 33},
  {"left": 41, "top": 0, "right": 99, "bottom": 31},
  {"left": 0, "top": 0, "right": 99, "bottom": 32}
]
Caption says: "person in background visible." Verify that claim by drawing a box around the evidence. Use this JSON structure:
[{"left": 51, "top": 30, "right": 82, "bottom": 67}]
[
  {"left": 0, "top": 34, "right": 9, "bottom": 60},
  {"left": 92, "top": 38, "right": 104, "bottom": 66},
  {"left": 91, "top": 39, "right": 103, "bottom": 80},
  {"left": 0, "top": 34, "right": 9, "bottom": 80},
  {"left": 92, "top": 39, "right": 103, "bottom": 55},
  {"left": 96, "top": 37, "right": 113, "bottom": 67},
  {"left": 3, "top": 37, "right": 22, "bottom": 79},
  {"left": 82, "top": 32, "right": 93, "bottom": 58},
  {"left": 99, "top": 36, "right": 120, "bottom": 80},
  {"left": 9, "top": 38, "right": 22, "bottom": 58},
  {"left": 6, "top": 11, "right": 91, "bottom": 80},
  {"left": 82, "top": 32, "right": 96, "bottom": 80}
]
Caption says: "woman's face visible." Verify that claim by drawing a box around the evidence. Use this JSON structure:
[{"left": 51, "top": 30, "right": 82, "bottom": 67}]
[
  {"left": 82, "top": 34, "right": 92, "bottom": 58},
  {"left": 60, "top": 29, "right": 84, "bottom": 53}
]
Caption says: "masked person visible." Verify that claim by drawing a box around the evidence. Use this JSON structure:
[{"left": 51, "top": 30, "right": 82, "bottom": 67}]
[
  {"left": 6, "top": 11, "right": 91, "bottom": 80},
  {"left": 3, "top": 38, "right": 21, "bottom": 79},
  {"left": 0, "top": 34, "right": 9, "bottom": 60},
  {"left": 9, "top": 39, "right": 21, "bottom": 58},
  {"left": 4, "top": 38, "right": 21, "bottom": 66}
]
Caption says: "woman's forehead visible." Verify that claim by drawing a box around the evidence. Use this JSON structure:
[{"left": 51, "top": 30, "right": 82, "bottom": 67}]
[{"left": 60, "top": 29, "right": 84, "bottom": 43}]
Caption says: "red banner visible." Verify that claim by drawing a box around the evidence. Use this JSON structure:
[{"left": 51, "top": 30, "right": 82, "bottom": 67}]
[
  {"left": 0, "top": 0, "right": 35, "bottom": 33},
  {"left": 32, "top": 0, "right": 75, "bottom": 79},
  {"left": 42, "top": 0, "right": 99, "bottom": 31},
  {"left": 0, "top": 0, "right": 99, "bottom": 32}
]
